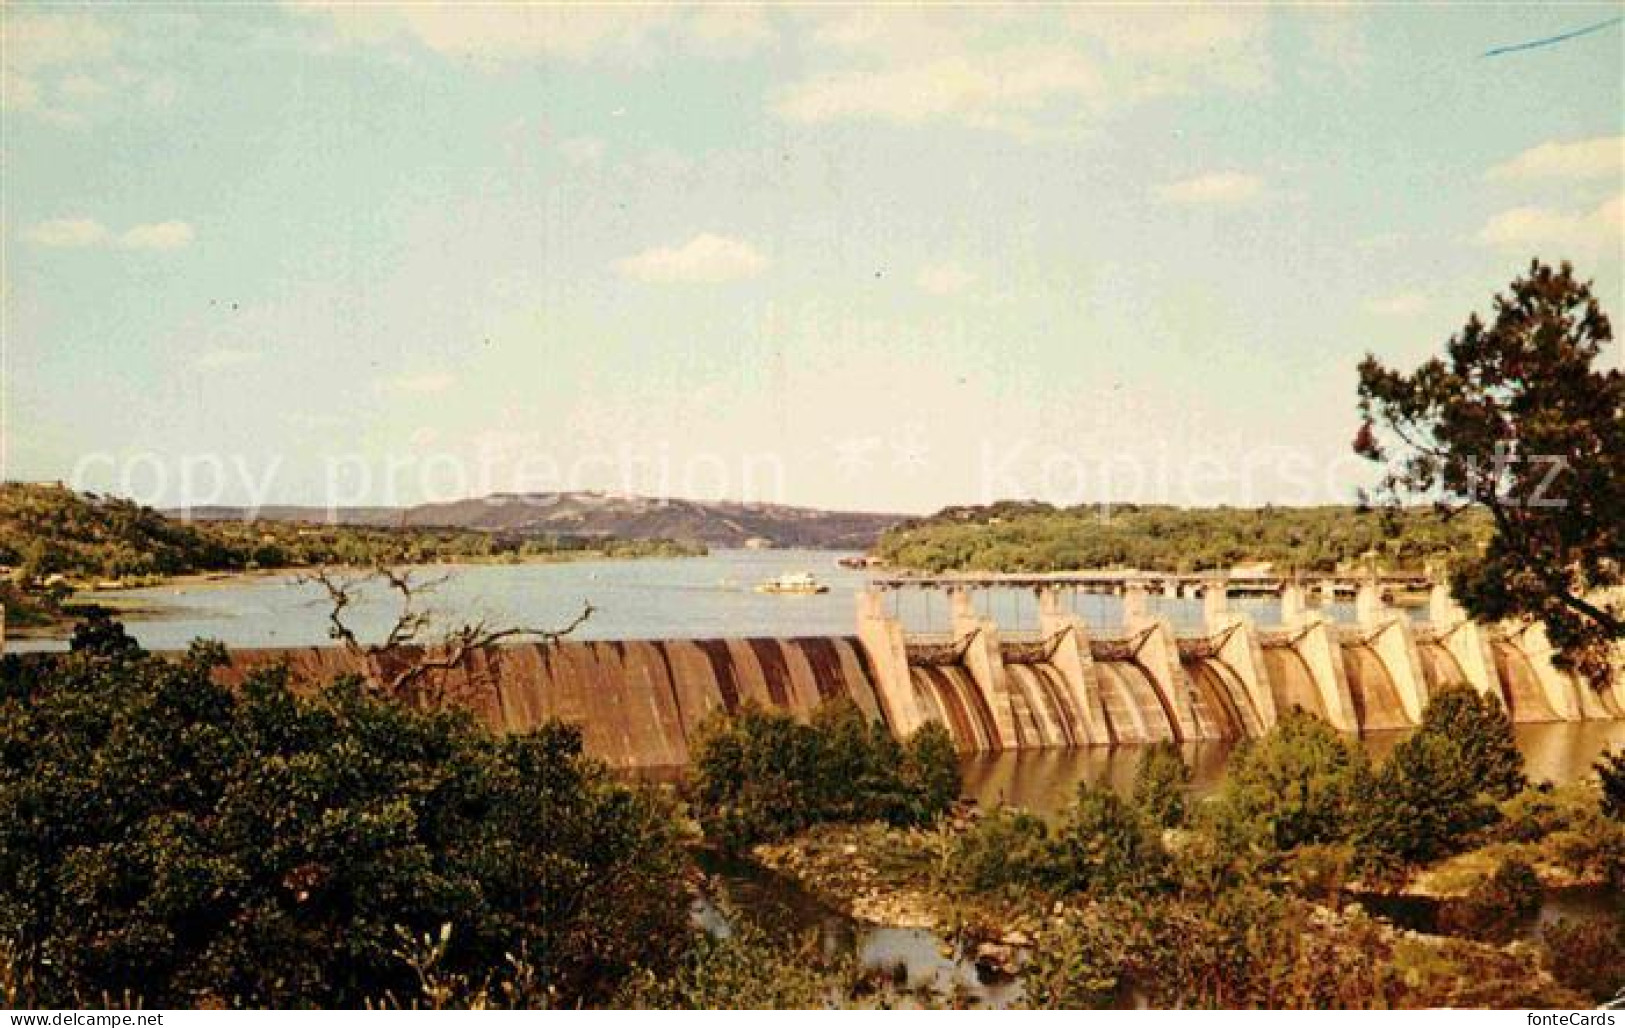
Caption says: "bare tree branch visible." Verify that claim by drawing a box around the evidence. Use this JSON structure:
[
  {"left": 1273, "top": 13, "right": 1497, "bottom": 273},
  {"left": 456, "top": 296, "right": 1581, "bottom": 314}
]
[{"left": 299, "top": 565, "right": 594, "bottom": 709}]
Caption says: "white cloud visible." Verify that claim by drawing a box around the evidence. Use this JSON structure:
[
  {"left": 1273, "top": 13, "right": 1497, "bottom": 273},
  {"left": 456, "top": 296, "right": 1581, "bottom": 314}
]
[
  {"left": 1486, "top": 136, "right": 1623, "bottom": 183},
  {"left": 1153, "top": 172, "right": 1264, "bottom": 206},
  {"left": 382, "top": 371, "right": 457, "bottom": 396},
  {"left": 290, "top": 3, "right": 776, "bottom": 64},
  {"left": 1477, "top": 194, "right": 1622, "bottom": 254},
  {"left": 21, "top": 217, "right": 194, "bottom": 251},
  {"left": 1, "top": 12, "right": 168, "bottom": 122},
  {"left": 776, "top": 8, "right": 1269, "bottom": 136},
  {"left": 916, "top": 263, "right": 977, "bottom": 296},
  {"left": 196, "top": 348, "right": 263, "bottom": 371},
  {"left": 559, "top": 136, "right": 606, "bottom": 166},
  {"left": 21, "top": 217, "right": 109, "bottom": 247},
  {"left": 616, "top": 233, "right": 768, "bottom": 284},
  {"left": 118, "top": 221, "right": 195, "bottom": 251},
  {"left": 777, "top": 47, "right": 1101, "bottom": 133},
  {"left": 1365, "top": 291, "right": 1427, "bottom": 317}
]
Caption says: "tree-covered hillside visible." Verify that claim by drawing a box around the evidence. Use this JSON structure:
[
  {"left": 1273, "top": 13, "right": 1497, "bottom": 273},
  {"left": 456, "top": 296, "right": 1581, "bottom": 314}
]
[
  {"left": 0, "top": 483, "right": 701, "bottom": 625},
  {"left": 873, "top": 502, "right": 1492, "bottom": 575}
]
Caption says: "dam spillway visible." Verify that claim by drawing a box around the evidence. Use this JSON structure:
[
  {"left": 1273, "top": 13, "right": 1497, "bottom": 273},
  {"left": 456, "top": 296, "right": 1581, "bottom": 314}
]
[{"left": 216, "top": 580, "right": 1625, "bottom": 768}]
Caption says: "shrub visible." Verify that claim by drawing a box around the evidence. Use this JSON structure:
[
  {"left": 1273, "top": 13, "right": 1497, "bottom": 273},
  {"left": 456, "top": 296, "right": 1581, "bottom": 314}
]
[
  {"left": 688, "top": 699, "right": 958, "bottom": 852},
  {"left": 902, "top": 722, "right": 962, "bottom": 819},
  {"left": 1598, "top": 748, "right": 1625, "bottom": 821},
  {"left": 1493, "top": 783, "right": 1589, "bottom": 844},
  {"left": 1044, "top": 783, "right": 1168, "bottom": 897},
  {"left": 1413, "top": 686, "right": 1525, "bottom": 800},
  {"left": 1542, "top": 915, "right": 1625, "bottom": 1003},
  {"left": 1020, "top": 908, "right": 1131, "bottom": 1009},
  {"left": 1026, "top": 891, "right": 1400, "bottom": 1009},
  {"left": 946, "top": 809, "right": 1053, "bottom": 896},
  {"left": 1284, "top": 843, "right": 1355, "bottom": 904},
  {"left": 1131, "top": 742, "right": 1190, "bottom": 829},
  {"left": 1437, "top": 858, "right": 1541, "bottom": 943},
  {"left": 1210, "top": 710, "right": 1370, "bottom": 853},
  {"left": 1355, "top": 729, "right": 1500, "bottom": 866},
  {"left": 616, "top": 922, "right": 843, "bottom": 1009},
  {"left": 0, "top": 634, "right": 689, "bottom": 1008}
]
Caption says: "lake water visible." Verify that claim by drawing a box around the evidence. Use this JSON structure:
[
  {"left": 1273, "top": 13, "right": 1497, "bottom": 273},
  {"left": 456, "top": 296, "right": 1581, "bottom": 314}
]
[{"left": 12, "top": 548, "right": 1367, "bottom": 652}]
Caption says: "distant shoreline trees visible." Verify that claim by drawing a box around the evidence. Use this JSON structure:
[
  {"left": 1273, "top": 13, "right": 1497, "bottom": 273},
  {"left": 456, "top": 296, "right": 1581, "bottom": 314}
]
[{"left": 874, "top": 502, "right": 1489, "bottom": 576}]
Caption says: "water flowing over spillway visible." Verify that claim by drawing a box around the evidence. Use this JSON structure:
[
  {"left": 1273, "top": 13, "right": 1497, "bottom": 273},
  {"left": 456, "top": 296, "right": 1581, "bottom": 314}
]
[
  {"left": 1341, "top": 643, "right": 1412, "bottom": 732},
  {"left": 1493, "top": 641, "right": 1562, "bottom": 722},
  {"left": 1093, "top": 660, "right": 1180, "bottom": 744},
  {"left": 1003, "top": 662, "right": 1084, "bottom": 748},
  {"left": 222, "top": 637, "right": 882, "bottom": 768},
  {"left": 1182, "top": 656, "right": 1263, "bottom": 740},
  {"left": 908, "top": 663, "right": 1001, "bottom": 750},
  {"left": 1262, "top": 643, "right": 1329, "bottom": 722},
  {"left": 1416, "top": 641, "right": 1469, "bottom": 689}
]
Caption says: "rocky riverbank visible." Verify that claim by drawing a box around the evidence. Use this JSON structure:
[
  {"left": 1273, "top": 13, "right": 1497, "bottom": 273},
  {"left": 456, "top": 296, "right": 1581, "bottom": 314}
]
[{"left": 749, "top": 816, "right": 1594, "bottom": 1008}]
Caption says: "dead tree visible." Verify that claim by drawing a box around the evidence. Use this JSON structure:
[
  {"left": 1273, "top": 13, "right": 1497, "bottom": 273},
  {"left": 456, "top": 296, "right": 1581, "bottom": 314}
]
[{"left": 302, "top": 566, "right": 593, "bottom": 708}]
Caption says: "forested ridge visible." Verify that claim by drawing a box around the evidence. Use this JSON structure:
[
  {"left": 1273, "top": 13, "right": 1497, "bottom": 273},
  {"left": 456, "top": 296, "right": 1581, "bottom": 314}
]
[{"left": 875, "top": 502, "right": 1492, "bottom": 575}]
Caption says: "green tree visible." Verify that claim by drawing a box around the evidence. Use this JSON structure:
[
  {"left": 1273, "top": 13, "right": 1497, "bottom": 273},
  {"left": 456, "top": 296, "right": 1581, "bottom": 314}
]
[
  {"left": 1132, "top": 742, "right": 1191, "bottom": 829},
  {"left": 901, "top": 721, "right": 962, "bottom": 819},
  {"left": 1439, "top": 858, "right": 1541, "bottom": 942},
  {"left": 1355, "top": 686, "right": 1525, "bottom": 866},
  {"left": 1414, "top": 686, "right": 1526, "bottom": 800},
  {"left": 1356, "top": 260, "right": 1624, "bottom": 686},
  {"left": 0, "top": 629, "right": 689, "bottom": 1008},
  {"left": 1211, "top": 710, "right": 1370, "bottom": 852},
  {"left": 1044, "top": 782, "right": 1168, "bottom": 896},
  {"left": 1542, "top": 915, "right": 1625, "bottom": 1004},
  {"left": 1597, "top": 748, "right": 1625, "bottom": 821},
  {"left": 687, "top": 700, "right": 959, "bottom": 853},
  {"left": 1355, "top": 730, "right": 1497, "bottom": 865},
  {"left": 946, "top": 808, "right": 1054, "bottom": 896}
]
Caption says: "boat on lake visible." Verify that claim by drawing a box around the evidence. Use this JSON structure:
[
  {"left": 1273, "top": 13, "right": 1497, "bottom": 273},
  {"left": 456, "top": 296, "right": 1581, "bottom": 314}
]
[{"left": 755, "top": 571, "right": 829, "bottom": 595}]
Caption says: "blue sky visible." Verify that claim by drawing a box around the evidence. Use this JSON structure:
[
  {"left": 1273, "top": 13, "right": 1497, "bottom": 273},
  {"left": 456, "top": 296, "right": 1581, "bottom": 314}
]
[{"left": 3, "top": 3, "right": 1621, "bottom": 513}]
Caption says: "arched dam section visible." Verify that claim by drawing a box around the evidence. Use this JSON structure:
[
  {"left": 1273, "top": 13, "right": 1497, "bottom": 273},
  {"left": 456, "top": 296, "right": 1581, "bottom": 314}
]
[
  {"left": 216, "top": 636, "right": 883, "bottom": 769},
  {"left": 206, "top": 580, "right": 1623, "bottom": 768}
]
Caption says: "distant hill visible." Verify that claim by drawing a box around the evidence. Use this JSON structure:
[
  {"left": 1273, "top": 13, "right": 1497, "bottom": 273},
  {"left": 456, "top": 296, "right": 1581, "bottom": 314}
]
[{"left": 173, "top": 493, "right": 908, "bottom": 550}]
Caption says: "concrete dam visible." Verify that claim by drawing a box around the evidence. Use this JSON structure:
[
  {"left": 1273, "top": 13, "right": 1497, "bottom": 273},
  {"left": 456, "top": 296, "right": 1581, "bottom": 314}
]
[{"left": 217, "top": 579, "right": 1625, "bottom": 768}]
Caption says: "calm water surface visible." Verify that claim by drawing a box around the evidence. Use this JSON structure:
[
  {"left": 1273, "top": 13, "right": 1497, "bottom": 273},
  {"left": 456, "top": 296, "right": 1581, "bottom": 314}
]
[
  {"left": 17, "top": 549, "right": 1373, "bottom": 653},
  {"left": 960, "top": 721, "right": 1625, "bottom": 814}
]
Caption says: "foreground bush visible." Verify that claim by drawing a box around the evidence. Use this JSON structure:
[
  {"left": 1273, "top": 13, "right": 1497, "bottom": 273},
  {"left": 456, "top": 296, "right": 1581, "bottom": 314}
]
[
  {"left": 1598, "top": 748, "right": 1625, "bottom": 821},
  {"left": 1209, "top": 710, "right": 1370, "bottom": 853},
  {"left": 0, "top": 630, "right": 689, "bottom": 1008},
  {"left": 688, "top": 700, "right": 960, "bottom": 851},
  {"left": 948, "top": 782, "right": 1167, "bottom": 899},
  {"left": 1437, "top": 858, "right": 1541, "bottom": 943},
  {"left": 1355, "top": 687, "right": 1525, "bottom": 865},
  {"left": 1411, "top": 687, "right": 1525, "bottom": 800},
  {"left": 947, "top": 808, "right": 1054, "bottom": 896},
  {"left": 616, "top": 921, "right": 845, "bottom": 1009},
  {"left": 1542, "top": 915, "right": 1625, "bottom": 1004},
  {"left": 1131, "top": 743, "right": 1190, "bottom": 829},
  {"left": 1024, "top": 890, "right": 1399, "bottom": 1009}
]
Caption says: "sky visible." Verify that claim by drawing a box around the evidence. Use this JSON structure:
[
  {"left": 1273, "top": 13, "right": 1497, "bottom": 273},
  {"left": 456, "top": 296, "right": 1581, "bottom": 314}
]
[{"left": 2, "top": 3, "right": 1621, "bottom": 515}]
